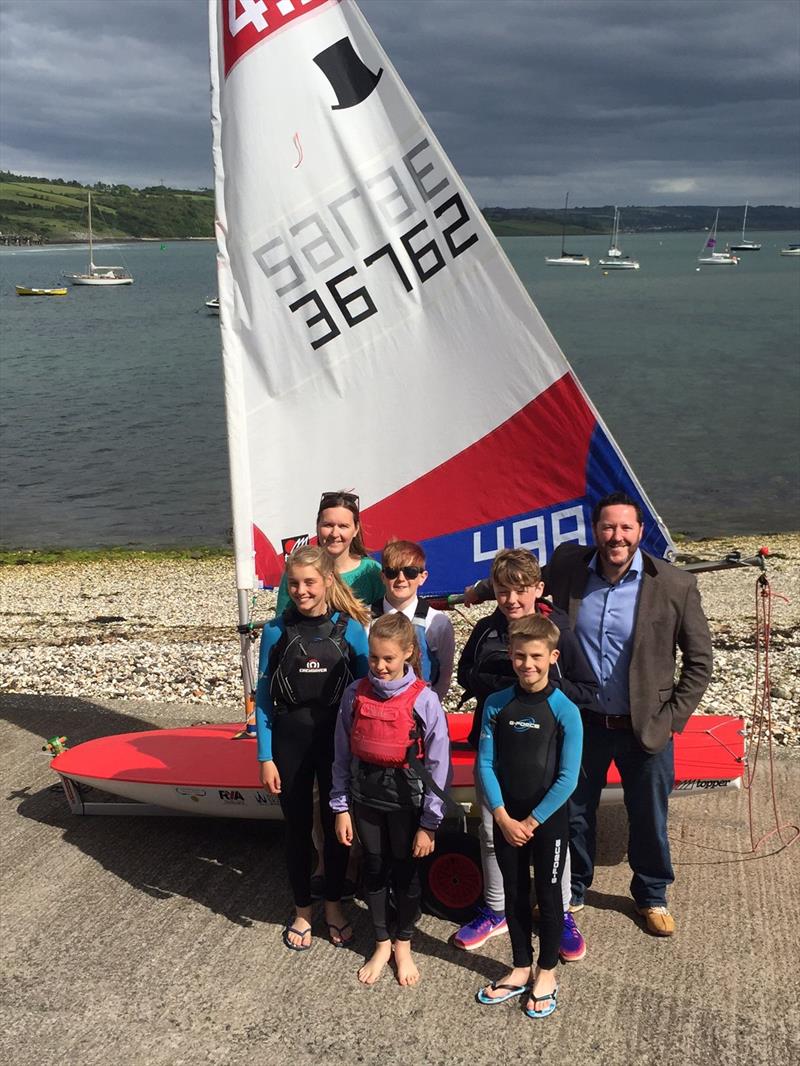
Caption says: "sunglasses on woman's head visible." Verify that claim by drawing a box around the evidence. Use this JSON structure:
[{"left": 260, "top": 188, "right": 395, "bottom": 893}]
[
  {"left": 382, "top": 566, "right": 424, "bottom": 580},
  {"left": 319, "top": 491, "right": 360, "bottom": 510}
]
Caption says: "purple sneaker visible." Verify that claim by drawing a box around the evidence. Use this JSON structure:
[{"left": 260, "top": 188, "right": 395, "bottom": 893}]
[
  {"left": 559, "top": 911, "right": 586, "bottom": 962},
  {"left": 454, "top": 907, "right": 508, "bottom": 951}
]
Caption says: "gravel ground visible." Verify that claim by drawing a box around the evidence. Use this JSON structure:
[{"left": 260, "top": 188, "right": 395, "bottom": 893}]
[{"left": 1, "top": 533, "right": 797, "bottom": 750}]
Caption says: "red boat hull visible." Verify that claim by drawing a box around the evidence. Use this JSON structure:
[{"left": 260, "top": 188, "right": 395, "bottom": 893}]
[{"left": 51, "top": 714, "right": 745, "bottom": 819}]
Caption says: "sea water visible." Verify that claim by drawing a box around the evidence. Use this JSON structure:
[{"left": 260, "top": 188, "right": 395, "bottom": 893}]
[{"left": 1, "top": 232, "right": 798, "bottom": 548}]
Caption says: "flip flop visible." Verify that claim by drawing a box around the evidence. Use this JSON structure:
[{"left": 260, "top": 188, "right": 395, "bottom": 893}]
[
  {"left": 524, "top": 985, "right": 558, "bottom": 1019},
  {"left": 282, "top": 923, "right": 312, "bottom": 952},
  {"left": 476, "top": 982, "right": 530, "bottom": 1005},
  {"left": 327, "top": 922, "right": 354, "bottom": 948}
]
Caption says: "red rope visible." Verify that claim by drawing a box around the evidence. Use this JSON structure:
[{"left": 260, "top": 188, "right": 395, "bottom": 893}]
[
  {"left": 741, "top": 572, "right": 799, "bottom": 853},
  {"left": 672, "top": 566, "right": 798, "bottom": 863}
]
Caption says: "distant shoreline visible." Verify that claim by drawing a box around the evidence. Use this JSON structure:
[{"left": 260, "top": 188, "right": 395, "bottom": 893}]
[{"left": 0, "top": 532, "right": 795, "bottom": 567}]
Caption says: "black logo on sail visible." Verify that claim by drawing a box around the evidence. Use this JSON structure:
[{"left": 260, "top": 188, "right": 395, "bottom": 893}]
[{"left": 313, "top": 37, "right": 383, "bottom": 110}]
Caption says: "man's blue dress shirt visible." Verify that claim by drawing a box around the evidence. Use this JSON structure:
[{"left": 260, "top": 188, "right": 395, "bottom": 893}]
[{"left": 574, "top": 548, "right": 643, "bottom": 716}]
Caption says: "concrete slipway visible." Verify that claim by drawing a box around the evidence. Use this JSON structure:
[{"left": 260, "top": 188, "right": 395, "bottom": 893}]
[{"left": 2, "top": 694, "right": 798, "bottom": 1066}]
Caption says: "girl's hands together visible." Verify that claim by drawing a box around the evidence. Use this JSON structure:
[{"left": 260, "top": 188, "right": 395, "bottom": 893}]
[
  {"left": 336, "top": 811, "right": 354, "bottom": 846},
  {"left": 260, "top": 760, "right": 281, "bottom": 794},
  {"left": 412, "top": 828, "right": 436, "bottom": 858}
]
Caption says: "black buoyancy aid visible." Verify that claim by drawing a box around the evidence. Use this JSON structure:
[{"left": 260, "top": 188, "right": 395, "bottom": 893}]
[
  {"left": 350, "top": 676, "right": 428, "bottom": 767},
  {"left": 269, "top": 613, "right": 352, "bottom": 710}
]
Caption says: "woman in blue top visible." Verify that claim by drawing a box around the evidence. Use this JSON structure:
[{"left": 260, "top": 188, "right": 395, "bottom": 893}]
[
  {"left": 274, "top": 491, "right": 383, "bottom": 615},
  {"left": 476, "top": 614, "right": 582, "bottom": 1019},
  {"left": 257, "top": 545, "right": 370, "bottom": 951}
]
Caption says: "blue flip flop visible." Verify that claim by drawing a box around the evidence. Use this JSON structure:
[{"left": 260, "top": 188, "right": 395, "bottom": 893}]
[
  {"left": 282, "top": 923, "right": 312, "bottom": 951},
  {"left": 476, "top": 982, "right": 530, "bottom": 1005},
  {"left": 525, "top": 985, "right": 558, "bottom": 1019}
]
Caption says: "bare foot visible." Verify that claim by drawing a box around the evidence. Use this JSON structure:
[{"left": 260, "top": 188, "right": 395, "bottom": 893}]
[
  {"left": 284, "top": 906, "right": 313, "bottom": 949},
  {"left": 479, "top": 965, "right": 531, "bottom": 1001},
  {"left": 526, "top": 965, "right": 558, "bottom": 1015},
  {"left": 323, "top": 900, "right": 353, "bottom": 946},
  {"left": 358, "top": 940, "right": 392, "bottom": 985},
  {"left": 393, "top": 940, "right": 420, "bottom": 986}
]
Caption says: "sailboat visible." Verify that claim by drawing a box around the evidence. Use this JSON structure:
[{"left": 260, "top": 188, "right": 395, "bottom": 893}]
[
  {"left": 50, "top": 1, "right": 745, "bottom": 842},
  {"left": 730, "top": 202, "right": 761, "bottom": 252},
  {"left": 598, "top": 207, "right": 639, "bottom": 270},
  {"left": 63, "top": 191, "right": 133, "bottom": 286},
  {"left": 697, "top": 210, "right": 739, "bottom": 265},
  {"left": 545, "top": 191, "right": 591, "bottom": 265}
]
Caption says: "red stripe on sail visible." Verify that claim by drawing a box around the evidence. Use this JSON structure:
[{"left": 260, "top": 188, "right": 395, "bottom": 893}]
[
  {"left": 222, "top": 0, "right": 333, "bottom": 77},
  {"left": 362, "top": 373, "right": 596, "bottom": 544},
  {"left": 253, "top": 523, "right": 282, "bottom": 587}
]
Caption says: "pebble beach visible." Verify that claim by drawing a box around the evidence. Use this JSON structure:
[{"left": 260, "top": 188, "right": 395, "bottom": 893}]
[{"left": 1, "top": 533, "right": 798, "bottom": 751}]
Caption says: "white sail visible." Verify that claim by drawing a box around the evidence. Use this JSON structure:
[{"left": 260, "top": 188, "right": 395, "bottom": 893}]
[{"left": 209, "top": 0, "right": 673, "bottom": 594}]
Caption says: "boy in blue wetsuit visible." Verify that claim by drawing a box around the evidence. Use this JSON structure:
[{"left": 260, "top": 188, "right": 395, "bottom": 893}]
[
  {"left": 475, "top": 614, "right": 582, "bottom": 1019},
  {"left": 454, "top": 548, "right": 596, "bottom": 961}
]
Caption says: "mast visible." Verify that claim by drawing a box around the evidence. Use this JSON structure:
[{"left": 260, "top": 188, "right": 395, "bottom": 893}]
[
  {"left": 742, "top": 201, "right": 748, "bottom": 242},
  {"left": 561, "top": 191, "right": 569, "bottom": 256},
  {"left": 88, "top": 191, "right": 94, "bottom": 273}
]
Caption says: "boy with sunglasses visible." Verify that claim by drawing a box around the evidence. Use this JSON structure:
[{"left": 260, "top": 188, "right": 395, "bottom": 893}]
[{"left": 370, "top": 540, "right": 455, "bottom": 701}]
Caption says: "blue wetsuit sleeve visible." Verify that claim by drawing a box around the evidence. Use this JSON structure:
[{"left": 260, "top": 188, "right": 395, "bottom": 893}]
[
  {"left": 344, "top": 617, "right": 370, "bottom": 677},
  {"left": 531, "top": 690, "right": 583, "bottom": 824},
  {"left": 477, "top": 689, "right": 513, "bottom": 812},
  {"left": 274, "top": 572, "right": 289, "bottom": 616},
  {"left": 255, "top": 620, "right": 285, "bottom": 762}
]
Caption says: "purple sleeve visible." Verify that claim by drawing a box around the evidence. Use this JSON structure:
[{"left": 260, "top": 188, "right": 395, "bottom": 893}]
[
  {"left": 330, "top": 681, "right": 358, "bottom": 813},
  {"left": 416, "top": 689, "right": 452, "bottom": 830}
]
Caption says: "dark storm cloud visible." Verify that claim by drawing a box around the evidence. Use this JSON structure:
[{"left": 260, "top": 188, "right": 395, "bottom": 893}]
[{"left": 0, "top": 0, "right": 797, "bottom": 204}]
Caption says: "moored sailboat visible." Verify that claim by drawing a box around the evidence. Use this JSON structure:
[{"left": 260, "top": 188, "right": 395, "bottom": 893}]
[
  {"left": 697, "top": 210, "right": 739, "bottom": 265},
  {"left": 599, "top": 207, "right": 639, "bottom": 270},
  {"left": 63, "top": 191, "right": 133, "bottom": 286},
  {"left": 545, "top": 191, "right": 591, "bottom": 265},
  {"left": 730, "top": 202, "right": 761, "bottom": 252}
]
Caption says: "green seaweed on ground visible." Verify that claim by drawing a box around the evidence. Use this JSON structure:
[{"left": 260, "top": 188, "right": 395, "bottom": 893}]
[{"left": 0, "top": 546, "right": 234, "bottom": 566}]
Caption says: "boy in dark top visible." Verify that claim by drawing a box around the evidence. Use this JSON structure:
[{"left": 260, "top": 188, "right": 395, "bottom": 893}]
[
  {"left": 475, "top": 614, "right": 582, "bottom": 1018},
  {"left": 454, "top": 549, "right": 597, "bottom": 961}
]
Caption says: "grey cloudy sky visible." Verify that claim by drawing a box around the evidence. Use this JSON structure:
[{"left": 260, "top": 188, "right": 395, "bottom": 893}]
[{"left": 0, "top": 0, "right": 798, "bottom": 206}]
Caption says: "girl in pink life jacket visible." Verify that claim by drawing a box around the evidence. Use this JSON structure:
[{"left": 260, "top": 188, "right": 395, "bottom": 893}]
[{"left": 331, "top": 613, "right": 451, "bottom": 987}]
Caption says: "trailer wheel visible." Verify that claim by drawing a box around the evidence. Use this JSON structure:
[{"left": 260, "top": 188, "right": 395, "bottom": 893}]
[{"left": 420, "top": 830, "right": 483, "bottom": 923}]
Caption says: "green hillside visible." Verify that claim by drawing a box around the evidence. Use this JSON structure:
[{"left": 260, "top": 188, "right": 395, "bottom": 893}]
[
  {"left": 1, "top": 172, "right": 797, "bottom": 241},
  {"left": 0, "top": 173, "right": 214, "bottom": 241}
]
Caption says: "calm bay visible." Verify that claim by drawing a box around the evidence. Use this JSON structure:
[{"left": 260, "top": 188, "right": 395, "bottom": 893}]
[{"left": 1, "top": 231, "right": 798, "bottom": 548}]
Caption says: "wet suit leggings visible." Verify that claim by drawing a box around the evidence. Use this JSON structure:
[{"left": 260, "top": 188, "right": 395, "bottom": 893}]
[
  {"left": 272, "top": 707, "right": 348, "bottom": 907},
  {"left": 493, "top": 804, "right": 568, "bottom": 970},
  {"left": 353, "top": 802, "right": 421, "bottom": 942}
]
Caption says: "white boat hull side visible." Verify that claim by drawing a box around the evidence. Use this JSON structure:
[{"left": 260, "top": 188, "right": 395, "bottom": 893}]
[
  {"left": 545, "top": 257, "right": 591, "bottom": 266},
  {"left": 599, "top": 260, "right": 640, "bottom": 270},
  {"left": 56, "top": 770, "right": 742, "bottom": 818},
  {"left": 66, "top": 275, "right": 134, "bottom": 286}
]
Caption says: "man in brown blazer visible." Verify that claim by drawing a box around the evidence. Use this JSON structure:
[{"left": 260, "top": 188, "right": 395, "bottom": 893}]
[{"left": 545, "top": 491, "right": 713, "bottom": 935}]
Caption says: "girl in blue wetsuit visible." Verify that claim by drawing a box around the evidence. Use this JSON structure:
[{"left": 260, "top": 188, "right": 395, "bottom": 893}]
[
  {"left": 257, "top": 545, "right": 370, "bottom": 951},
  {"left": 476, "top": 614, "right": 582, "bottom": 1019}
]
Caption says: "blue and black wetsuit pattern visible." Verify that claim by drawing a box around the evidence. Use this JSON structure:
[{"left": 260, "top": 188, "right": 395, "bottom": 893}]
[{"left": 478, "top": 683, "right": 583, "bottom": 970}]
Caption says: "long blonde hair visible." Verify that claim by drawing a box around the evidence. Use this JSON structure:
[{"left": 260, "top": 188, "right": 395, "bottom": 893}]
[
  {"left": 286, "top": 545, "right": 371, "bottom": 626},
  {"left": 369, "top": 613, "right": 422, "bottom": 677}
]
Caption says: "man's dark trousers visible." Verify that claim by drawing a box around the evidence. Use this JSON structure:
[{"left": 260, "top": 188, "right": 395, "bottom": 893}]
[{"left": 569, "top": 716, "right": 675, "bottom": 909}]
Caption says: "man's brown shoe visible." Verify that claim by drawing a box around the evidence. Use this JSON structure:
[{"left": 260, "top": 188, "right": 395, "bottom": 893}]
[{"left": 636, "top": 906, "right": 675, "bottom": 936}]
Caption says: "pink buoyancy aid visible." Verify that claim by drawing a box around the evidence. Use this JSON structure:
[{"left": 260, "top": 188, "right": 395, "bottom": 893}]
[{"left": 350, "top": 677, "right": 428, "bottom": 767}]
